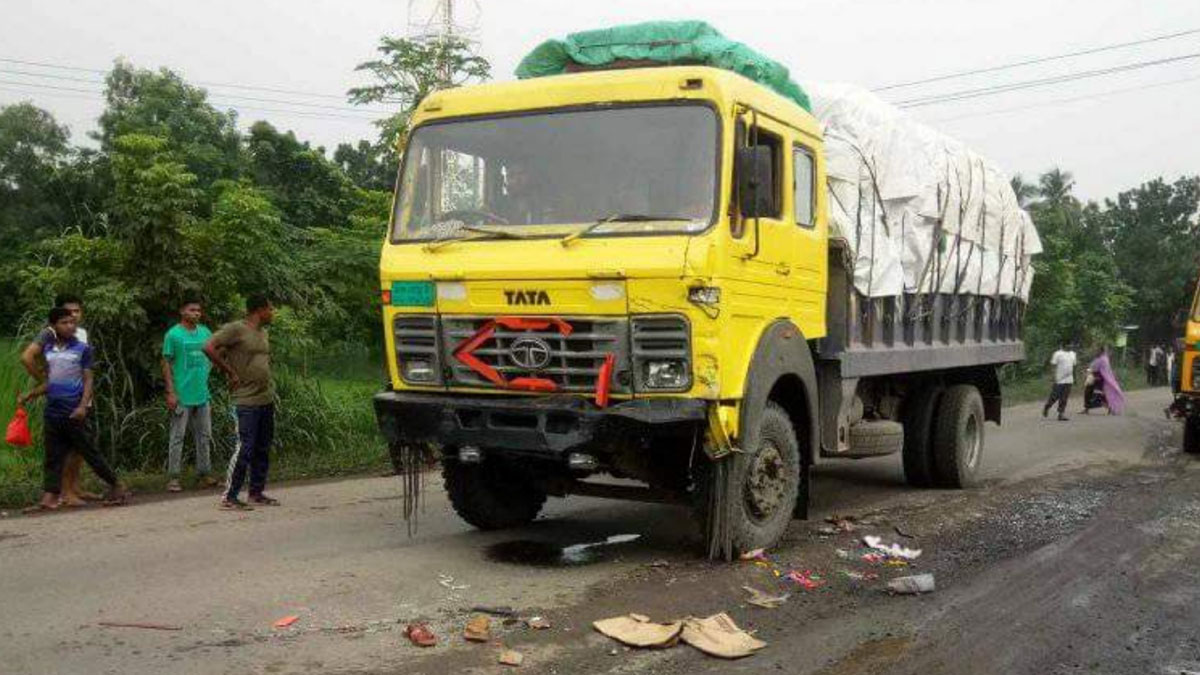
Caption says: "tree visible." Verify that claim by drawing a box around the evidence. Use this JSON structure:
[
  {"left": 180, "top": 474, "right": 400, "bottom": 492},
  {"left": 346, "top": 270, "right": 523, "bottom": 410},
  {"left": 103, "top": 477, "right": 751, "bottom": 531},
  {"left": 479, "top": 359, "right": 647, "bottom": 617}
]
[
  {"left": 246, "top": 121, "right": 359, "bottom": 228},
  {"left": 1103, "top": 176, "right": 1200, "bottom": 341},
  {"left": 1009, "top": 174, "right": 1039, "bottom": 209},
  {"left": 98, "top": 61, "right": 243, "bottom": 201},
  {"left": 347, "top": 35, "right": 490, "bottom": 162},
  {"left": 334, "top": 140, "right": 394, "bottom": 192}
]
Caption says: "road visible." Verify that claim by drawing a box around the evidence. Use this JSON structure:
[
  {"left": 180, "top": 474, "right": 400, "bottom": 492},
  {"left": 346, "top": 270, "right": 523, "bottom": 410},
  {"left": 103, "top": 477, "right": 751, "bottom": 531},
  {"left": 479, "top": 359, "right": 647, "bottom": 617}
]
[{"left": 0, "top": 387, "right": 1193, "bottom": 674}]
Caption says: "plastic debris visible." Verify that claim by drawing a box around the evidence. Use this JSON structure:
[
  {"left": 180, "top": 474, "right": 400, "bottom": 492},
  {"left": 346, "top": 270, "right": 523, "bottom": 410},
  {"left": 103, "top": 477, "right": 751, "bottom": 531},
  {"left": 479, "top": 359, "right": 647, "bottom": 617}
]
[
  {"left": 527, "top": 616, "right": 551, "bottom": 630},
  {"left": 842, "top": 570, "right": 880, "bottom": 581},
  {"left": 405, "top": 623, "right": 438, "bottom": 647},
  {"left": 784, "top": 570, "right": 822, "bottom": 590},
  {"left": 835, "top": 549, "right": 851, "bottom": 559},
  {"left": 742, "top": 585, "right": 789, "bottom": 608},
  {"left": 885, "top": 559, "right": 910, "bottom": 568},
  {"left": 593, "top": 614, "right": 683, "bottom": 648},
  {"left": 648, "top": 560, "right": 670, "bottom": 568},
  {"left": 861, "top": 553, "right": 886, "bottom": 564},
  {"left": 499, "top": 649, "right": 524, "bottom": 666},
  {"left": 862, "top": 535, "right": 922, "bottom": 560},
  {"left": 464, "top": 615, "right": 492, "bottom": 642},
  {"left": 887, "top": 573, "right": 936, "bottom": 595},
  {"left": 739, "top": 548, "right": 767, "bottom": 561},
  {"left": 561, "top": 534, "right": 641, "bottom": 562},
  {"left": 680, "top": 612, "right": 767, "bottom": 659},
  {"left": 826, "top": 516, "right": 857, "bottom": 532},
  {"left": 273, "top": 616, "right": 300, "bottom": 629}
]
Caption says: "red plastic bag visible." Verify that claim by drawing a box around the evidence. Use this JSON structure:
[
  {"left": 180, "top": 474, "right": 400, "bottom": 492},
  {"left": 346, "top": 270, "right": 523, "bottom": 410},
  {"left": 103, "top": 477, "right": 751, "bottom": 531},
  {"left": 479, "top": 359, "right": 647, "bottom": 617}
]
[{"left": 5, "top": 406, "right": 32, "bottom": 447}]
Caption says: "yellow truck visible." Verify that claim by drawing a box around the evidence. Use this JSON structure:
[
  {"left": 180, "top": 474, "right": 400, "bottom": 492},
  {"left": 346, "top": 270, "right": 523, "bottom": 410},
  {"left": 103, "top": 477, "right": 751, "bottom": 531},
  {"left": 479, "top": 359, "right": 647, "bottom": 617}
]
[
  {"left": 372, "top": 39, "right": 1035, "bottom": 555},
  {"left": 1172, "top": 284, "right": 1200, "bottom": 452}
]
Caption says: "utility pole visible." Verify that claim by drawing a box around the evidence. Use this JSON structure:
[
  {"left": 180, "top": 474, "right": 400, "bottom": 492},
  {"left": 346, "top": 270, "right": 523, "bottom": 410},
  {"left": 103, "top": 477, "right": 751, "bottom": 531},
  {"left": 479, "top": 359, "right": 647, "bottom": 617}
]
[{"left": 407, "top": 0, "right": 480, "bottom": 88}]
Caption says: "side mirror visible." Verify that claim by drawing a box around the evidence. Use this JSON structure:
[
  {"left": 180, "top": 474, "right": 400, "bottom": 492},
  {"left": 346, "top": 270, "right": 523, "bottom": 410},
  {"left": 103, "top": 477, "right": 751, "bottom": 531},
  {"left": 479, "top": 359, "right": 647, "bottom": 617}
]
[{"left": 736, "top": 146, "right": 775, "bottom": 218}]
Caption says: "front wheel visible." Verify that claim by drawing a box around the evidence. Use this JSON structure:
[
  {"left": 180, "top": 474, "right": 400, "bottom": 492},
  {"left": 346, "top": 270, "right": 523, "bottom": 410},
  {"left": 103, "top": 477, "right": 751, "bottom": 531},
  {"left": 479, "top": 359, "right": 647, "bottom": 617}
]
[
  {"left": 693, "top": 401, "right": 802, "bottom": 556},
  {"left": 1184, "top": 416, "right": 1200, "bottom": 454},
  {"left": 443, "top": 458, "right": 547, "bottom": 530}
]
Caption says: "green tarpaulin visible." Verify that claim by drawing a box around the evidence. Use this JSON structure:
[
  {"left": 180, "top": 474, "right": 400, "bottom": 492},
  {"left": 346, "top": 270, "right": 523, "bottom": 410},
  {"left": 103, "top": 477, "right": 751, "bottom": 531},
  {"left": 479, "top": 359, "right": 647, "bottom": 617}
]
[{"left": 515, "top": 20, "right": 811, "bottom": 112}]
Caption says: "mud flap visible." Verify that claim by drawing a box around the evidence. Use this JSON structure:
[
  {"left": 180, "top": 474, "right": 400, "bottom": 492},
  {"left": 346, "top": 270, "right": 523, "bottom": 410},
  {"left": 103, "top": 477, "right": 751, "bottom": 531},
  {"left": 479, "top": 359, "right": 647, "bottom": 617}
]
[{"left": 702, "top": 405, "right": 740, "bottom": 561}]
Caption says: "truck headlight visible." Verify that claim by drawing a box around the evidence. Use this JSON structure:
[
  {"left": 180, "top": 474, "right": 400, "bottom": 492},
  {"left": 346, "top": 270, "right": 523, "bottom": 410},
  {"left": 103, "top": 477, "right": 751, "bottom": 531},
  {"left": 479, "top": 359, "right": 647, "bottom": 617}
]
[
  {"left": 645, "top": 359, "right": 690, "bottom": 390},
  {"left": 402, "top": 358, "right": 437, "bottom": 383}
]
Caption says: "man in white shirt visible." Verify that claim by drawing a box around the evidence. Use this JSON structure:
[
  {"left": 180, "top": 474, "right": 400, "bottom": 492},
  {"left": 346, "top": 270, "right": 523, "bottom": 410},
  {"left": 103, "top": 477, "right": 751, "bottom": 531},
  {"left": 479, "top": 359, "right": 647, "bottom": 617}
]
[{"left": 1044, "top": 342, "right": 1077, "bottom": 421}]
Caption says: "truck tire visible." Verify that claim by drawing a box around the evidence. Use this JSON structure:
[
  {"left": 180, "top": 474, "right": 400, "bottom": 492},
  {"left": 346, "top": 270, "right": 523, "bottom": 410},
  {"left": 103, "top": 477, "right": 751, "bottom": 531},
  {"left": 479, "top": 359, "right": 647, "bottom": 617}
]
[
  {"left": 1185, "top": 416, "right": 1200, "bottom": 454},
  {"left": 847, "top": 420, "right": 904, "bottom": 457},
  {"left": 693, "top": 401, "right": 801, "bottom": 556},
  {"left": 443, "top": 458, "right": 547, "bottom": 530},
  {"left": 932, "top": 385, "right": 985, "bottom": 488},
  {"left": 902, "top": 386, "right": 943, "bottom": 488}
]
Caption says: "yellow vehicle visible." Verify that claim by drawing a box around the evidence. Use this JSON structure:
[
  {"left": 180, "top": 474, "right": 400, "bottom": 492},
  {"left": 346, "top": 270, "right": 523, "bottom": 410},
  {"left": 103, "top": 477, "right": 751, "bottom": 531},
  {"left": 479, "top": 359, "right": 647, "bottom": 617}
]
[
  {"left": 372, "top": 63, "right": 1027, "bottom": 555},
  {"left": 1172, "top": 284, "right": 1200, "bottom": 452}
]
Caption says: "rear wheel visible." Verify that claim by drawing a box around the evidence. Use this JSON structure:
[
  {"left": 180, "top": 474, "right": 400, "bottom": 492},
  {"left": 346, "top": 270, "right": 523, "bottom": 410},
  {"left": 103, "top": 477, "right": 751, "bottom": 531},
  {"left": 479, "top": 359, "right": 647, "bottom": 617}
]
[
  {"left": 902, "top": 386, "right": 943, "bottom": 487},
  {"left": 1184, "top": 416, "right": 1200, "bottom": 454},
  {"left": 693, "top": 401, "right": 802, "bottom": 556},
  {"left": 443, "top": 458, "right": 547, "bottom": 530},
  {"left": 932, "top": 385, "right": 985, "bottom": 488}
]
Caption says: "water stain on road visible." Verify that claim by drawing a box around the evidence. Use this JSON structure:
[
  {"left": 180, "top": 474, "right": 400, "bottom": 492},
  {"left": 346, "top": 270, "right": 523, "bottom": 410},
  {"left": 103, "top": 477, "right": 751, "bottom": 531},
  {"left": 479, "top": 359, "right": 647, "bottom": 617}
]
[{"left": 486, "top": 534, "right": 641, "bottom": 567}]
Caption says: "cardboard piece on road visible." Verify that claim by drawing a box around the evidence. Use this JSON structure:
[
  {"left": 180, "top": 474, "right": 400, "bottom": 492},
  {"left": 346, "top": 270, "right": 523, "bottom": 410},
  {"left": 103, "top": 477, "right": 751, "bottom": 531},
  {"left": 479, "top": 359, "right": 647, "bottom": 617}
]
[
  {"left": 680, "top": 613, "right": 766, "bottom": 659},
  {"left": 527, "top": 616, "right": 551, "bottom": 630},
  {"left": 464, "top": 614, "right": 492, "bottom": 642},
  {"left": 498, "top": 649, "right": 524, "bottom": 666},
  {"left": 272, "top": 616, "right": 300, "bottom": 629},
  {"left": 593, "top": 614, "right": 683, "bottom": 648},
  {"left": 887, "top": 573, "right": 936, "bottom": 595},
  {"left": 742, "top": 585, "right": 789, "bottom": 609}
]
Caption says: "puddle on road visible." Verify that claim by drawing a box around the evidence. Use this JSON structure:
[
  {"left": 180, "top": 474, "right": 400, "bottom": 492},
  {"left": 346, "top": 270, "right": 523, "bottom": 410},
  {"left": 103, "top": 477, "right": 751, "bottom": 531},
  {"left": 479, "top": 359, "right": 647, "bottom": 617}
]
[{"left": 486, "top": 534, "right": 641, "bottom": 567}]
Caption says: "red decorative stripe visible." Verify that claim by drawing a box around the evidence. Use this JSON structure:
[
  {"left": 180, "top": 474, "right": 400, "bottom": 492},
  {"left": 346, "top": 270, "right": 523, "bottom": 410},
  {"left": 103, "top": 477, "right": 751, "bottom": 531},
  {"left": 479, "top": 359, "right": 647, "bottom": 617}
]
[{"left": 595, "top": 353, "right": 615, "bottom": 408}]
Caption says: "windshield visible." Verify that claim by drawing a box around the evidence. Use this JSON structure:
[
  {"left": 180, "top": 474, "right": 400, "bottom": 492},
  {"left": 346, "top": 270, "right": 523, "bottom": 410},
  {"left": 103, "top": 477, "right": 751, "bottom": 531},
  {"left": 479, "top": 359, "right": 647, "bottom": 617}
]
[{"left": 392, "top": 104, "right": 719, "bottom": 241}]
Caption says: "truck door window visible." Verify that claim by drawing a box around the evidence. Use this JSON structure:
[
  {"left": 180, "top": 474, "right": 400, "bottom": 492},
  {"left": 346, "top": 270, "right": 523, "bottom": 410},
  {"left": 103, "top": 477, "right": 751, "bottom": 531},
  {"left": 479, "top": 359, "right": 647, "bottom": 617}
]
[{"left": 793, "top": 145, "right": 815, "bottom": 228}]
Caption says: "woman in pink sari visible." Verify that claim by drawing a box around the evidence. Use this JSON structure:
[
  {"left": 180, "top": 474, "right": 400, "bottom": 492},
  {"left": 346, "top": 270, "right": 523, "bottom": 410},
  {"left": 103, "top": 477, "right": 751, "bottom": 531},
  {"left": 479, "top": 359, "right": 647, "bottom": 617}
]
[{"left": 1087, "top": 347, "right": 1127, "bottom": 415}]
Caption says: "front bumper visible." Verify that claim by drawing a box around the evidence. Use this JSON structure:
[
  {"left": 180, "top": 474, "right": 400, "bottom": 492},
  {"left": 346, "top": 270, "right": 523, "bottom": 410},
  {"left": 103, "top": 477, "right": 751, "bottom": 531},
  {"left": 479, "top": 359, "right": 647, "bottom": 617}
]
[{"left": 373, "top": 390, "right": 707, "bottom": 459}]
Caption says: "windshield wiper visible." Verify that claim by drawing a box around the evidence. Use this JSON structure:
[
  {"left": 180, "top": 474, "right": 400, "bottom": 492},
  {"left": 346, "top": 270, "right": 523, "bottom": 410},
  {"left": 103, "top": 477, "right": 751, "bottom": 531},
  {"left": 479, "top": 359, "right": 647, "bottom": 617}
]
[
  {"left": 559, "top": 214, "right": 694, "bottom": 247},
  {"left": 423, "top": 225, "right": 532, "bottom": 252}
]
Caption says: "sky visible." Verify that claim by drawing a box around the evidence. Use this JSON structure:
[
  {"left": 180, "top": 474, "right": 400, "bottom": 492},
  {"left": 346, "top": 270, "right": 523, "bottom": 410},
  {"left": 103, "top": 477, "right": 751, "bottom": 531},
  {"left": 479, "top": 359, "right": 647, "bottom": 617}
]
[{"left": 2, "top": 0, "right": 1198, "bottom": 200}]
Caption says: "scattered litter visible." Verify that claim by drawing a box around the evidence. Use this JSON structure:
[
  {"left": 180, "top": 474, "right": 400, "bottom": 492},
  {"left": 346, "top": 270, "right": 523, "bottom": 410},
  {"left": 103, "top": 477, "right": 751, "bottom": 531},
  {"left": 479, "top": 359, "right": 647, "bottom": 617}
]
[
  {"left": 273, "top": 615, "right": 300, "bottom": 629},
  {"left": 884, "top": 559, "right": 910, "bottom": 568},
  {"left": 742, "top": 585, "right": 789, "bottom": 608},
  {"left": 472, "top": 605, "right": 516, "bottom": 617},
  {"left": 648, "top": 559, "right": 670, "bottom": 568},
  {"left": 887, "top": 573, "right": 936, "bottom": 595},
  {"left": 784, "top": 570, "right": 822, "bottom": 590},
  {"left": 561, "top": 534, "right": 641, "bottom": 563},
  {"left": 861, "top": 553, "right": 886, "bottom": 564},
  {"left": 893, "top": 525, "right": 916, "bottom": 539},
  {"left": 405, "top": 623, "right": 438, "bottom": 647},
  {"left": 437, "top": 574, "right": 469, "bottom": 591},
  {"left": 842, "top": 570, "right": 879, "bottom": 581},
  {"left": 593, "top": 614, "right": 682, "bottom": 648},
  {"left": 681, "top": 612, "right": 766, "bottom": 659},
  {"left": 862, "top": 535, "right": 922, "bottom": 560},
  {"left": 825, "top": 516, "right": 857, "bottom": 533},
  {"left": 498, "top": 649, "right": 524, "bottom": 666},
  {"left": 739, "top": 548, "right": 767, "bottom": 561},
  {"left": 464, "top": 615, "right": 492, "bottom": 642},
  {"left": 97, "top": 621, "right": 182, "bottom": 631},
  {"left": 834, "top": 549, "right": 851, "bottom": 559},
  {"left": 526, "top": 616, "right": 551, "bottom": 630}
]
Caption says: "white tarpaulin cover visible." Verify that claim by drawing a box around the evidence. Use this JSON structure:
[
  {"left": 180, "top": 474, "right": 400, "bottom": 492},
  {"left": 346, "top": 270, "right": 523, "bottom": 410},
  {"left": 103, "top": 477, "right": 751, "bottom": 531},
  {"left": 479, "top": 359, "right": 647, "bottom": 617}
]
[{"left": 800, "top": 81, "right": 1042, "bottom": 299}]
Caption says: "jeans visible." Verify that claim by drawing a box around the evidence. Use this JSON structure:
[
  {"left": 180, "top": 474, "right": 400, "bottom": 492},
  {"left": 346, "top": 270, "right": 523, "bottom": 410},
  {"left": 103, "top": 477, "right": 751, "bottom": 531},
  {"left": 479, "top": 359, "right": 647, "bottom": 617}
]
[
  {"left": 1044, "top": 383, "right": 1072, "bottom": 417},
  {"left": 43, "top": 416, "right": 117, "bottom": 494},
  {"left": 224, "top": 404, "right": 274, "bottom": 500},
  {"left": 168, "top": 403, "right": 212, "bottom": 477}
]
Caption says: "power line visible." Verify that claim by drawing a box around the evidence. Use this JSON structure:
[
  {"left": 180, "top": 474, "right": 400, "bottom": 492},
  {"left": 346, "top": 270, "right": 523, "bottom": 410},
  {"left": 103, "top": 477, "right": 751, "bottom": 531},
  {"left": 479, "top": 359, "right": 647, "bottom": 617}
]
[
  {"left": 927, "top": 74, "right": 1200, "bottom": 124},
  {"left": 894, "top": 52, "right": 1200, "bottom": 108},
  {"left": 874, "top": 26, "right": 1200, "bottom": 91},
  {"left": 0, "top": 55, "right": 402, "bottom": 105}
]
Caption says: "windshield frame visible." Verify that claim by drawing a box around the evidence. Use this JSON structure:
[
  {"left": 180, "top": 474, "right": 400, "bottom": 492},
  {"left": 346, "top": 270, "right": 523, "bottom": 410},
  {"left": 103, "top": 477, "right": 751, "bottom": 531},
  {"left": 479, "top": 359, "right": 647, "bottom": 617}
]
[{"left": 388, "top": 99, "right": 724, "bottom": 245}]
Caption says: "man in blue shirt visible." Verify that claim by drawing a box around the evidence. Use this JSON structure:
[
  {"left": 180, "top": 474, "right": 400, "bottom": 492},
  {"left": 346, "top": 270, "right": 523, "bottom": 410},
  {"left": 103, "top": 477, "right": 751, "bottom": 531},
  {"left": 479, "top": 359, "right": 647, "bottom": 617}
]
[{"left": 18, "top": 307, "right": 128, "bottom": 511}]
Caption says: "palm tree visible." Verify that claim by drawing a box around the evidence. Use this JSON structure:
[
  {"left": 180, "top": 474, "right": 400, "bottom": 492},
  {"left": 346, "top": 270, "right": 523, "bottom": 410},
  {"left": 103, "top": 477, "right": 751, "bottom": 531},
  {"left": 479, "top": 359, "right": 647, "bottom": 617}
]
[
  {"left": 1010, "top": 174, "right": 1039, "bottom": 208},
  {"left": 1038, "top": 168, "right": 1076, "bottom": 206}
]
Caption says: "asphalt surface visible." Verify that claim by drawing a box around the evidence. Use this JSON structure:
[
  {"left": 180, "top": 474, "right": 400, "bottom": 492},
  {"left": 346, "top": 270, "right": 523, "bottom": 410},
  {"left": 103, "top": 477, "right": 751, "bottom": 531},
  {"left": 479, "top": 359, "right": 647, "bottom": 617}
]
[{"left": 0, "top": 387, "right": 1191, "bottom": 674}]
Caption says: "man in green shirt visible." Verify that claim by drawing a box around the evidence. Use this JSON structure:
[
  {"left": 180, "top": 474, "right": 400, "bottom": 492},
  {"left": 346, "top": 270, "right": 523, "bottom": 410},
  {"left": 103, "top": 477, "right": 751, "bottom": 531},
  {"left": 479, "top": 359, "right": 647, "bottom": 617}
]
[
  {"left": 204, "top": 294, "right": 278, "bottom": 510},
  {"left": 162, "top": 297, "right": 215, "bottom": 492}
]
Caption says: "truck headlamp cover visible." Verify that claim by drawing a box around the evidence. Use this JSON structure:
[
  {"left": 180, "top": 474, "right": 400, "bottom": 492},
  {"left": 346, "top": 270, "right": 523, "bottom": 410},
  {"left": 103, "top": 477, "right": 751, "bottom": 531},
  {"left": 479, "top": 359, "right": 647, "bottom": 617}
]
[{"left": 645, "top": 359, "right": 689, "bottom": 389}]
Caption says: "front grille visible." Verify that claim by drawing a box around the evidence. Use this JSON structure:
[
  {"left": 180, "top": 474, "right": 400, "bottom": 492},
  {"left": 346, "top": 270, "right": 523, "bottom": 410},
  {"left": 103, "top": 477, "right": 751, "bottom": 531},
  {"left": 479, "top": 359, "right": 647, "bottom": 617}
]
[
  {"left": 631, "top": 315, "right": 691, "bottom": 391},
  {"left": 442, "top": 317, "right": 629, "bottom": 393},
  {"left": 393, "top": 315, "right": 441, "bottom": 385}
]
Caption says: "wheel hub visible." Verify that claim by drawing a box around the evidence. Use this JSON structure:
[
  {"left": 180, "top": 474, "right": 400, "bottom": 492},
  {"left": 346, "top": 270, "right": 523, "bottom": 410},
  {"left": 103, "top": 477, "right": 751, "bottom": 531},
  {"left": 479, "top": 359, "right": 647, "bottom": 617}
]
[
  {"left": 964, "top": 415, "right": 981, "bottom": 469},
  {"left": 744, "top": 441, "right": 787, "bottom": 521}
]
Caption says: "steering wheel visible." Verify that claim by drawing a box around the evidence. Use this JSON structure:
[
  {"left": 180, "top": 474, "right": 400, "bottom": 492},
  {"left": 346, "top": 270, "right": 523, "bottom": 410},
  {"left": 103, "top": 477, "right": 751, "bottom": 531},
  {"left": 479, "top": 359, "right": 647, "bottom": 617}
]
[{"left": 439, "top": 209, "right": 509, "bottom": 225}]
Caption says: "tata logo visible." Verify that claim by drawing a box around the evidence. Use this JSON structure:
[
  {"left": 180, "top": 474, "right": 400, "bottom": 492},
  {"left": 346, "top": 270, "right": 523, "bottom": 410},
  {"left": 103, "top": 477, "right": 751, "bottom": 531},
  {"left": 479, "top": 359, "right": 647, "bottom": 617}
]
[
  {"left": 508, "top": 336, "right": 553, "bottom": 370},
  {"left": 504, "top": 290, "right": 551, "bottom": 306}
]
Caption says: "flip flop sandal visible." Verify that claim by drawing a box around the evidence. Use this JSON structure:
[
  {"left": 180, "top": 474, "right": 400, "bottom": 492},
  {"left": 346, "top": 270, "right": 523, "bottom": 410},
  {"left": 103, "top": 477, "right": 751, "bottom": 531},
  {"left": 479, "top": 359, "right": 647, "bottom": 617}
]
[
  {"left": 250, "top": 495, "right": 280, "bottom": 506},
  {"left": 405, "top": 623, "right": 438, "bottom": 647},
  {"left": 102, "top": 490, "right": 132, "bottom": 507}
]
